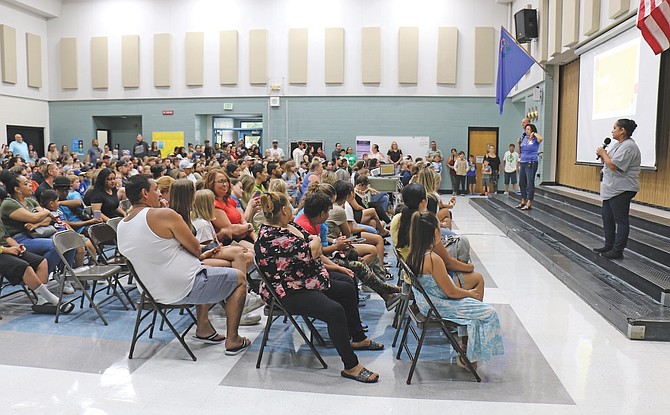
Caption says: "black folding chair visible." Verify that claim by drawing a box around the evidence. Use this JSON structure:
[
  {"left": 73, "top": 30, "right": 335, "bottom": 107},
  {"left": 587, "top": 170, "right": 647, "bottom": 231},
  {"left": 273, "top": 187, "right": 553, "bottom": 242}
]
[
  {"left": 254, "top": 258, "right": 328, "bottom": 369},
  {"left": 0, "top": 275, "right": 38, "bottom": 305},
  {"left": 395, "top": 257, "right": 481, "bottom": 383},
  {"left": 126, "top": 261, "right": 198, "bottom": 361}
]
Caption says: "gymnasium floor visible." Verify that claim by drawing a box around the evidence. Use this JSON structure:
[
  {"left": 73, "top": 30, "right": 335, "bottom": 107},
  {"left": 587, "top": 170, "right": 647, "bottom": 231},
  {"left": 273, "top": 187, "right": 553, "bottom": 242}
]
[{"left": 1, "top": 197, "right": 668, "bottom": 414}]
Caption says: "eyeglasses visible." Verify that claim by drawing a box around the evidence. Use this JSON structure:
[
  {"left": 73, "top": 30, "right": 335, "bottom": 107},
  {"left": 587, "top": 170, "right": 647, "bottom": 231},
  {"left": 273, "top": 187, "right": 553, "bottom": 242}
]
[{"left": 215, "top": 180, "right": 229, "bottom": 186}]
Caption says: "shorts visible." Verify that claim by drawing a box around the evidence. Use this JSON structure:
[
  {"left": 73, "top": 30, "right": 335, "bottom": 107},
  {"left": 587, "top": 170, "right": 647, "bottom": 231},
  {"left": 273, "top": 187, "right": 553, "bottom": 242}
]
[
  {"left": 0, "top": 250, "right": 45, "bottom": 285},
  {"left": 482, "top": 177, "right": 491, "bottom": 186},
  {"left": 466, "top": 175, "right": 476, "bottom": 185},
  {"left": 173, "top": 266, "right": 240, "bottom": 305},
  {"left": 447, "top": 270, "right": 464, "bottom": 288},
  {"left": 504, "top": 171, "right": 517, "bottom": 184}
]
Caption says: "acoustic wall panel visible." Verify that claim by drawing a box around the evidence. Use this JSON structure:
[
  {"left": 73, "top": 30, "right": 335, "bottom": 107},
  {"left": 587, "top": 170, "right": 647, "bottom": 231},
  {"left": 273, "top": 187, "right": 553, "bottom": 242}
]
[
  {"left": 583, "top": 0, "right": 601, "bottom": 37},
  {"left": 361, "top": 27, "right": 381, "bottom": 84},
  {"left": 473, "top": 27, "right": 495, "bottom": 85},
  {"left": 153, "top": 33, "right": 171, "bottom": 87},
  {"left": 289, "top": 28, "right": 308, "bottom": 84},
  {"left": 398, "top": 27, "right": 418, "bottom": 84},
  {"left": 549, "top": 0, "right": 563, "bottom": 57},
  {"left": 248, "top": 29, "right": 268, "bottom": 85},
  {"left": 121, "top": 35, "right": 140, "bottom": 88},
  {"left": 60, "top": 37, "right": 77, "bottom": 89},
  {"left": 436, "top": 27, "right": 458, "bottom": 84},
  {"left": 539, "top": 0, "right": 549, "bottom": 62},
  {"left": 0, "top": 25, "right": 17, "bottom": 84},
  {"left": 609, "top": 0, "right": 629, "bottom": 19},
  {"left": 185, "top": 32, "right": 204, "bottom": 86},
  {"left": 90, "top": 36, "right": 108, "bottom": 89},
  {"left": 324, "top": 27, "right": 344, "bottom": 84},
  {"left": 219, "top": 30, "right": 238, "bottom": 85},
  {"left": 561, "top": 0, "right": 580, "bottom": 47},
  {"left": 26, "top": 33, "right": 42, "bottom": 88}
]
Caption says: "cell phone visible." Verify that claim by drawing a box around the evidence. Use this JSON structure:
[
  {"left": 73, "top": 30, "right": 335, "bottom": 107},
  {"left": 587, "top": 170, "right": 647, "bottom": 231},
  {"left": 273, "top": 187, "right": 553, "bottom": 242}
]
[{"left": 252, "top": 190, "right": 262, "bottom": 198}]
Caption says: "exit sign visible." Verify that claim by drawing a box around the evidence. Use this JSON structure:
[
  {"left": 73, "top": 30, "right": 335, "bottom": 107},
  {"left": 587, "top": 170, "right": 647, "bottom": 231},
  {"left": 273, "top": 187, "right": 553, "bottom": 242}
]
[
  {"left": 223, "top": 103, "right": 234, "bottom": 111},
  {"left": 162, "top": 110, "right": 174, "bottom": 115}
]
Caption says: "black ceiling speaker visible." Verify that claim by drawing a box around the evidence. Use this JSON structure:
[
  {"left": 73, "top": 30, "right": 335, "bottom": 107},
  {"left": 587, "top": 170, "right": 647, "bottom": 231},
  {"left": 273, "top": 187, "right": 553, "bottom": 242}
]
[{"left": 515, "top": 9, "right": 538, "bottom": 43}]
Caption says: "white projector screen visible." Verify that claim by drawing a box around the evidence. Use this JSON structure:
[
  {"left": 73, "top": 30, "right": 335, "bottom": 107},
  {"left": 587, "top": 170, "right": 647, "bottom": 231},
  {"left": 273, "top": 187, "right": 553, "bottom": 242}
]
[{"left": 577, "top": 27, "right": 661, "bottom": 169}]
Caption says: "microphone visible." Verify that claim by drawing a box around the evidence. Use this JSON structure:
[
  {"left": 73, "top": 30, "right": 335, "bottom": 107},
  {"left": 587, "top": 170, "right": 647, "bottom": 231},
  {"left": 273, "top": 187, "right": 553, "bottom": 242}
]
[{"left": 596, "top": 137, "right": 612, "bottom": 160}]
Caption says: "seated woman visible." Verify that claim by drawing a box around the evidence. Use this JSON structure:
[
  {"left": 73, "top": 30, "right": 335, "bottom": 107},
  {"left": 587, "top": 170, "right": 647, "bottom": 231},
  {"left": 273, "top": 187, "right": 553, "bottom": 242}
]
[
  {"left": 406, "top": 211, "right": 504, "bottom": 368},
  {"left": 353, "top": 174, "right": 391, "bottom": 224},
  {"left": 414, "top": 168, "right": 459, "bottom": 236},
  {"left": 0, "top": 171, "right": 71, "bottom": 276},
  {"left": 0, "top": 191, "right": 73, "bottom": 314},
  {"left": 86, "top": 168, "right": 126, "bottom": 221},
  {"left": 391, "top": 183, "right": 484, "bottom": 299},
  {"left": 346, "top": 180, "right": 389, "bottom": 237},
  {"left": 203, "top": 169, "right": 256, "bottom": 251},
  {"left": 255, "top": 191, "right": 382, "bottom": 383}
]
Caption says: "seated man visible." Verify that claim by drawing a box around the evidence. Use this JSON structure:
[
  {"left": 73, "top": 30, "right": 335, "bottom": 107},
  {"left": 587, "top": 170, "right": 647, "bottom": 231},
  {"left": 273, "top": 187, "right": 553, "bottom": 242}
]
[{"left": 118, "top": 175, "right": 249, "bottom": 354}]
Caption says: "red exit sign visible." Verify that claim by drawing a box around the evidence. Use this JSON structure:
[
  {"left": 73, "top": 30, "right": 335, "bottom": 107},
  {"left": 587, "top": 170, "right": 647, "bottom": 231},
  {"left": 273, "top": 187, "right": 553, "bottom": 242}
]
[{"left": 162, "top": 110, "right": 174, "bottom": 115}]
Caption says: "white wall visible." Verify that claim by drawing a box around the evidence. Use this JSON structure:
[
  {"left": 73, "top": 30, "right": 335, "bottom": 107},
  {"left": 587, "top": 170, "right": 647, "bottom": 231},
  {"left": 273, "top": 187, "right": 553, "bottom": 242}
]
[
  {"left": 46, "top": 0, "right": 511, "bottom": 100},
  {"left": 0, "top": 1, "right": 50, "bottom": 100},
  {"left": 0, "top": 94, "right": 50, "bottom": 144}
]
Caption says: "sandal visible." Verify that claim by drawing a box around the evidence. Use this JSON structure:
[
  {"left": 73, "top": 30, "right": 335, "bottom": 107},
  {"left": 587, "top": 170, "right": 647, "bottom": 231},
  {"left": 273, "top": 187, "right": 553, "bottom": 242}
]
[
  {"left": 520, "top": 204, "right": 531, "bottom": 211},
  {"left": 352, "top": 339, "right": 384, "bottom": 350},
  {"left": 340, "top": 367, "right": 379, "bottom": 383},
  {"left": 515, "top": 203, "right": 525, "bottom": 209},
  {"left": 193, "top": 330, "right": 226, "bottom": 344},
  {"left": 225, "top": 337, "right": 251, "bottom": 355},
  {"left": 31, "top": 302, "right": 74, "bottom": 315},
  {"left": 456, "top": 355, "right": 477, "bottom": 370}
]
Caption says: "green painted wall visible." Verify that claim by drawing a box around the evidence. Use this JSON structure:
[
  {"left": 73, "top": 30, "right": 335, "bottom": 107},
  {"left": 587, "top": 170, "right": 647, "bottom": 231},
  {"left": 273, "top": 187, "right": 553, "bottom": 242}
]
[{"left": 49, "top": 95, "right": 526, "bottom": 190}]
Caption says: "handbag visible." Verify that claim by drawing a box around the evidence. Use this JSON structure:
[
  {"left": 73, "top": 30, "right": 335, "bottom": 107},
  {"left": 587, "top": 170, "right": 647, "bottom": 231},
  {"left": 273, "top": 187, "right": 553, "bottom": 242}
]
[{"left": 29, "top": 225, "right": 57, "bottom": 238}]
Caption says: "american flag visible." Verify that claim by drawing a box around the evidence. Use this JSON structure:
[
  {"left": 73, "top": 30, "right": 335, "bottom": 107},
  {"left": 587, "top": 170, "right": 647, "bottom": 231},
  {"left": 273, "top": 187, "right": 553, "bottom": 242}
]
[{"left": 637, "top": 0, "right": 670, "bottom": 54}]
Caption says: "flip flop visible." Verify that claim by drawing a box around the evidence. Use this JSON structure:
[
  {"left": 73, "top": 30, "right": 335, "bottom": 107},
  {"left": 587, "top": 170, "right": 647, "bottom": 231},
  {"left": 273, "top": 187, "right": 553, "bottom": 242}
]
[
  {"left": 192, "top": 330, "right": 226, "bottom": 344},
  {"left": 456, "top": 355, "right": 477, "bottom": 370},
  {"left": 515, "top": 203, "right": 525, "bottom": 209},
  {"left": 31, "top": 302, "right": 74, "bottom": 315},
  {"left": 225, "top": 337, "right": 251, "bottom": 355},
  {"left": 340, "top": 367, "right": 379, "bottom": 383},
  {"left": 520, "top": 205, "right": 532, "bottom": 211},
  {"left": 352, "top": 339, "right": 384, "bottom": 351}
]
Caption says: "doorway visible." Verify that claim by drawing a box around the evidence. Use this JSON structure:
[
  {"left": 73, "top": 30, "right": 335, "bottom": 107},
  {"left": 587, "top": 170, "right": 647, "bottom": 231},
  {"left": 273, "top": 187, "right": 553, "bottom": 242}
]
[
  {"left": 6, "top": 125, "right": 44, "bottom": 158},
  {"left": 468, "top": 127, "right": 499, "bottom": 194}
]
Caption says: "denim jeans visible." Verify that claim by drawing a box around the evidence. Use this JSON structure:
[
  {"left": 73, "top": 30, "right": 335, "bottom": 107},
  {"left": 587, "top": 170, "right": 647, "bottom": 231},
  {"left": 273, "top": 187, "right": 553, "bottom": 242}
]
[
  {"left": 601, "top": 191, "right": 637, "bottom": 253},
  {"left": 519, "top": 161, "right": 538, "bottom": 201},
  {"left": 13, "top": 232, "right": 74, "bottom": 274}
]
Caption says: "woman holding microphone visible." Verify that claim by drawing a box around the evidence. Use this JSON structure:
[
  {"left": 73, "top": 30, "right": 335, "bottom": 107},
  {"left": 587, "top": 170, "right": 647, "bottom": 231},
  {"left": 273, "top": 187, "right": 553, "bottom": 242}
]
[{"left": 516, "top": 123, "right": 543, "bottom": 210}]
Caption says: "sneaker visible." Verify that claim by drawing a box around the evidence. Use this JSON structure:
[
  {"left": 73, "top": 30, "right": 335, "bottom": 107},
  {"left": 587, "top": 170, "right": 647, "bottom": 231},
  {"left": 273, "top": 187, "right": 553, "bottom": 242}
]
[
  {"left": 242, "top": 292, "right": 264, "bottom": 315},
  {"left": 359, "top": 292, "right": 371, "bottom": 300},
  {"left": 601, "top": 250, "right": 623, "bottom": 260},
  {"left": 592, "top": 246, "right": 611, "bottom": 253},
  {"left": 504, "top": 191, "right": 509, "bottom": 195},
  {"left": 239, "top": 313, "right": 261, "bottom": 326},
  {"left": 61, "top": 281, "right": 75, "bottom": 295}
]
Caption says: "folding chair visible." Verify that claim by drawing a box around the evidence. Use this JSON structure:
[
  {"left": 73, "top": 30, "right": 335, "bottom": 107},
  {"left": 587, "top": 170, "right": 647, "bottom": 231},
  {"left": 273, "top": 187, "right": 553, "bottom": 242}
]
[
  {"left": 0, "top": 275, "right": 38, "bottom": 306},
  {"left": 395, "top": 257, "right": 481, "bottom": 383},
  {"left": 52, "top": 230, "right": 124, "bottom": 325},
  {"left": 391, "top": 247, "right": 412, "bottom": 346},
  {"left": 88, "top": 222, "right": 136, "bottom": 305},
  {"left": 106, "top": 217, "right": 122, "bottom": 232},
  {"left": 126, "top": 261, "right": 198, "bottom": 361},
  {"left": 254, "top": 258, "right": 328, "bottom": 369}
]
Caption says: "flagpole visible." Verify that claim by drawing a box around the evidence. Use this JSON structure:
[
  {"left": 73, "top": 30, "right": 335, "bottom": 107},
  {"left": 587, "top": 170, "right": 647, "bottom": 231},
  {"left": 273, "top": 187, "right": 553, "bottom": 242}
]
[{"left": 501, "top": 26, "right": 550, "bottom": 75}]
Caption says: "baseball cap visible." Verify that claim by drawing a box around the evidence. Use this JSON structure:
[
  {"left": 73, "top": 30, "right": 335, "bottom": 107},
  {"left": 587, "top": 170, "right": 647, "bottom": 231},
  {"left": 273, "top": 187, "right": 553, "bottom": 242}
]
[
  {"left": 179, "top": 159, "right": 194, "bottom": 169},
  {"left": 53, "top": 176, "right": 71, "bottom": 189},
  {"left": 244, "top": 156, "right": 254, "bottom": 161}
]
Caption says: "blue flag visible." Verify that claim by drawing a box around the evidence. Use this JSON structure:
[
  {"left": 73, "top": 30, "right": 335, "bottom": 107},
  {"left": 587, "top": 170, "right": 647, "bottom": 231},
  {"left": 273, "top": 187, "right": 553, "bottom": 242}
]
[{"left": 496, "top": 28, "right": 535, "bottom": 114}]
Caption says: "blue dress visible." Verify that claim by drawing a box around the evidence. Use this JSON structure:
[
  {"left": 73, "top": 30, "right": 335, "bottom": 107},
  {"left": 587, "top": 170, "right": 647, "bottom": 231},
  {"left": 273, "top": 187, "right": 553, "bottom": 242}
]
[{"left": 415, "top": 273, "right": 504, "bottom": 363}]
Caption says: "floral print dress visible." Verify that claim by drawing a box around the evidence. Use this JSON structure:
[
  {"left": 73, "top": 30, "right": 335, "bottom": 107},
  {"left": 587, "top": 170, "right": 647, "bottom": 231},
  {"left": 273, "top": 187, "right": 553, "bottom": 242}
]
[{"left": 255, "top": 223, "right": 330, "bottom": 303}]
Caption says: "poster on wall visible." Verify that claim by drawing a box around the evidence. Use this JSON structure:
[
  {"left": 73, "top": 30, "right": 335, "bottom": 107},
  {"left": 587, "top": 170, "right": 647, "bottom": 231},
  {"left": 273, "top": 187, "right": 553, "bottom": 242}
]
[
  {"left": 71, "top": 138, "right": 85, "bottom": 155},
  {"left": 152, "top": 131, "right": 184, "bottom": 158},
  {"left": 356, "top": 136, "right": 430, "bottom": 160}
]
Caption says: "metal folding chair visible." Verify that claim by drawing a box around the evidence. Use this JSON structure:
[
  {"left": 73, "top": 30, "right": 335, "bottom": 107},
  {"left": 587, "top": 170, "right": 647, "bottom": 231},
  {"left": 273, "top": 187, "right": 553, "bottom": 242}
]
[
  {"left": 106, "top": 217, "right": 122, "bottom": 232},
  {"left": 88, "top": 222, "right": 136, "bottom": 305},
  {"left": 254, "top": 258, "right": 328, "bottom": 369},
  {"left": 395, "top": 257, "right": 481, "bottom": 383},
  {"left": 52, "top": 230, "right": 124, "bottom": 325},
  {"left": 126, "top": 261, "right": 198, "bottom": 361}
]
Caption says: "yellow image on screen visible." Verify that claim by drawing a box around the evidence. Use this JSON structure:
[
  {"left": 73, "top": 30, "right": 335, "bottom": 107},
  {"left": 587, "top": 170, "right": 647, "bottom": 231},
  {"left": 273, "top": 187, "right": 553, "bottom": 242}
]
[
  {"left": 593, "top": 39, "right": 639, "bottom": 119},
  {"left": 152, "top": 131, "right": 184, "bottom": 158}
]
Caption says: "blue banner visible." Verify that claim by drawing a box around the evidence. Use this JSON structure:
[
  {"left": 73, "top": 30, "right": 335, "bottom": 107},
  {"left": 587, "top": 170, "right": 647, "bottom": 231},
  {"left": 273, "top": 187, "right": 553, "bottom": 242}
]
[{"left": 496, "top": 28, "right": 535, "bottom": 114}]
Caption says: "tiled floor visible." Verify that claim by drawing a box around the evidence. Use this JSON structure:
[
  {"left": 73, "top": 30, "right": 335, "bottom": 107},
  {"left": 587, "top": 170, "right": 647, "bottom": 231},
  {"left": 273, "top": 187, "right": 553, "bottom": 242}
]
[{"left": 2, "top": 196, "right": 669, "bottom": 414}]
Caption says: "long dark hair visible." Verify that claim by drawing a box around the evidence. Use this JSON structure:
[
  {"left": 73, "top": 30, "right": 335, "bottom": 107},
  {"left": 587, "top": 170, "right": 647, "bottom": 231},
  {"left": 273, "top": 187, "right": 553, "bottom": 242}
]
[
  {"left": 397, "top": 183, "right": 427, "bottom": 249},
  {"left": 94, "top": 168, "right": 115, "bottom": 191},
  {"left": 1, "top": 171, "right": 21, "bottom": 197},
  {"left": 406, "top": 211, "right": 440, "bottom": 277}
]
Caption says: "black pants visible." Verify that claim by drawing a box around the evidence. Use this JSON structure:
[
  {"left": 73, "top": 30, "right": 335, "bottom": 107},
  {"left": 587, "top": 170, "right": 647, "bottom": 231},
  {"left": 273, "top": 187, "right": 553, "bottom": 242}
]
[
  {"left": 456, "top": 175, "right": 466, "bottom": 194},
  {"left": 602, "top": 191, "right": 637, "bottom": 253},
  {"left": 281, "top": 279, "right": 365, "bottom": 370}
]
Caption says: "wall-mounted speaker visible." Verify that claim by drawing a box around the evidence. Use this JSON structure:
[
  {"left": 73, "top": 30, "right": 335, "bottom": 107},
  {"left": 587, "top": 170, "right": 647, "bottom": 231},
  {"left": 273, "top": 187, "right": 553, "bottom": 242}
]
[{"left": 514, "top": 9, "right": 538, "bottom": 43}]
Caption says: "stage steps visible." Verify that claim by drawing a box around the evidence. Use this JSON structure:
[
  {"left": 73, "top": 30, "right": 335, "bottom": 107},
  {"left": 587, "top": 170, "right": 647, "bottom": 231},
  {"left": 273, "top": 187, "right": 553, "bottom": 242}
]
[{"left": 470, "top": 188, "right": 670, "bottom": 341}]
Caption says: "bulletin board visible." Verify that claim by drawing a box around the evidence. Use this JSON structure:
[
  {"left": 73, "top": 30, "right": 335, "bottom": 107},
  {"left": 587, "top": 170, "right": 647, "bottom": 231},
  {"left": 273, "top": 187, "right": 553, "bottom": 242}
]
[
  {"left": 152, "top": 131, "right": 184, "bottom": 158},
  {"left": 355, "top": 136, "right": 430, "bottom": 160}
]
